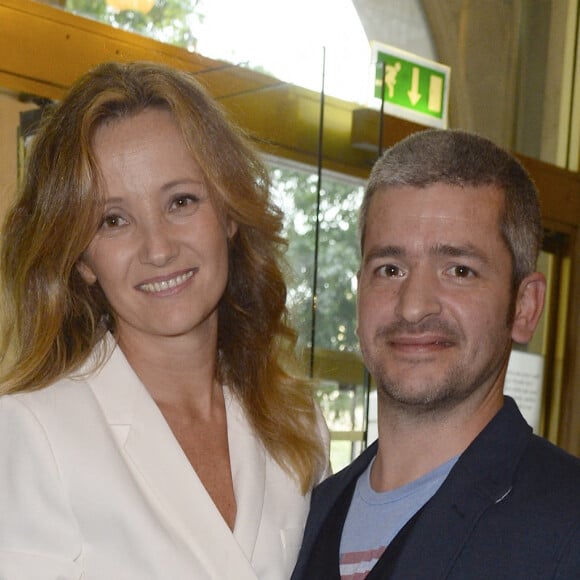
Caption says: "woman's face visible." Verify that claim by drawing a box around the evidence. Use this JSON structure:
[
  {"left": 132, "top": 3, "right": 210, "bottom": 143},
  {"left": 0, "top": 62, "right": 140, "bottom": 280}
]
[{"left": 77, "top": 108, "right": 236, "bottom": 349}]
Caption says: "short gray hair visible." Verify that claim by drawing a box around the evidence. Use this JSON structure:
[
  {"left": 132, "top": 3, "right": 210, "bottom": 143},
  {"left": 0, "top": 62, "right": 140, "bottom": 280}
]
[{"left": 359, "top": 129, "right": 543, "bottom": 289}]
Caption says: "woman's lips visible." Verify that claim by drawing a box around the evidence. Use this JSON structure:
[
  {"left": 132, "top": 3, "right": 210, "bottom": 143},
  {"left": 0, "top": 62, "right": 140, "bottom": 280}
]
[{"left": 137, "top": 268, "right": 196, "bottom": 294}]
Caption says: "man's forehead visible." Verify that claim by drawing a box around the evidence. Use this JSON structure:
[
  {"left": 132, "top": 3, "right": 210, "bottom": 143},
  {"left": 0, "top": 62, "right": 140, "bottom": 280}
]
[
  {"left": 362, "top": 183, "right": 506, "bottom": 253},
  {"left": 367, "top": 183, "right": 503, "bottom": 219},
  {"left": 370, "top": 181, "right": 504, "bottom": 200}
]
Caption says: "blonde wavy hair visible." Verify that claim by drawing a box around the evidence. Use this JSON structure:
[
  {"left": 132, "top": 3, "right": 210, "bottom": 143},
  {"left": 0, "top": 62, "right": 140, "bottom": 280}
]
[{"left": 0, "top": 61, "right": 326, "bottom": 492}]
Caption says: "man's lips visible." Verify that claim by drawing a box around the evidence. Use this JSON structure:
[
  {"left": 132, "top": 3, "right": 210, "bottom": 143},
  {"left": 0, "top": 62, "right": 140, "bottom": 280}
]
[
  {"left": 386, "top": 335, "right": 456, "bottom": 352},
  {"left": 137, "top": 268, "right": 197, "bottom": 294},
  {"left": 376, "top": 322, "right": 460, "bottom": 353}
]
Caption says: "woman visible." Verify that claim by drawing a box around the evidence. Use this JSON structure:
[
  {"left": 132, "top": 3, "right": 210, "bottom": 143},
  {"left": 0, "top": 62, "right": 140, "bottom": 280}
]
[{"left": 0, "top": 61, "right": 329, "bottom": 579}]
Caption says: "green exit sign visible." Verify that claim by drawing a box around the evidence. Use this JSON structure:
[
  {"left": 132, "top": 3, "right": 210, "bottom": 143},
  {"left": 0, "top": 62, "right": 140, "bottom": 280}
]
[{"left": 371, "top": 42, "right": 450, "bottom": 128}]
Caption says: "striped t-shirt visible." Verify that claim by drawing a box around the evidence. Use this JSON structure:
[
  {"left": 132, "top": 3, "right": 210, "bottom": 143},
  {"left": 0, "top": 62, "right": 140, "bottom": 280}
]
[{"left": 339, "top": 455, "right": 458, "bottom": 579}]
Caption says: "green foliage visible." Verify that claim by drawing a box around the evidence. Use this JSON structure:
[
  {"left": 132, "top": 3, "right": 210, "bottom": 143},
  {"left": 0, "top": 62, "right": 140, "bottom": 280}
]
[
  {"left": 270, "top": 165, "right": 363, "bottom": 353},
  {"left": 65, "top": 0, "right": 203, "bottom": 50}
]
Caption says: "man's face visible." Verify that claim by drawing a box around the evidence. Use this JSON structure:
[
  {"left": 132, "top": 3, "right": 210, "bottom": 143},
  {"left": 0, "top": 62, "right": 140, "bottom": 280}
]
[{"left": 357, "top": 183, "right": 525, "bottom": 414}]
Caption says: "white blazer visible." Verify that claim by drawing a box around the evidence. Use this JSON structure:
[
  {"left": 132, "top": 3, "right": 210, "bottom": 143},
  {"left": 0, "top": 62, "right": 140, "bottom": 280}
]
[{"left": 0, "top": 336, "right": 329, "bottom": 580}]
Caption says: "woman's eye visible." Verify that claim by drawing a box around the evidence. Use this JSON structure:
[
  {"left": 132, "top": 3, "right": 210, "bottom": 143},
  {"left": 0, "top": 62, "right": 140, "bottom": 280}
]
[
  {"left": 170, "top": 195, "right": 199, "bottom": 211},
  {"left": 100, "top": 214, "right": 126, "bottom": 229}
]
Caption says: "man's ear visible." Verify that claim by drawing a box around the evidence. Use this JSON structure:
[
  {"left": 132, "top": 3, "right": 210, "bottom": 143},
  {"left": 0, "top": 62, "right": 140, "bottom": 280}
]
[
  {"left": 76, "top": 259, "right": 98, "bottom": 285},
  {"left": 511, "top": 272, "right": 546, "bottom": 344}
]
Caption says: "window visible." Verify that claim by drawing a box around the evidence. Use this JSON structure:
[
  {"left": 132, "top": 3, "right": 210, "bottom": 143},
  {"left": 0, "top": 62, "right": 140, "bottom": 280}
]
[{"left": 269, "top": 159, "right": 369, "bottom": 472}]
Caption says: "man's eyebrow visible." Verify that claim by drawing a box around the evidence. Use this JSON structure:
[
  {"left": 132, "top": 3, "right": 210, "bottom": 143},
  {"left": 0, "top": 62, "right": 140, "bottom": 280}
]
[
  {"left": 363, "top": 243, "right": 491, "bottom": 266},
  {"left": 363, "top": 245, "right": 405, "bottom": 265},
  {"left": 431, "top": 243, "right": 490, "bottom": 264}
]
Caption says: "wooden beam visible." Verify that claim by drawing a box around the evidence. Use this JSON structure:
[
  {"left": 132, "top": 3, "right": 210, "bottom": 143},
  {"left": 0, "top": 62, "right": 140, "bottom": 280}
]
[
  {"left": 0, "top": 0, "right": 373, "bottom": 177},
  {"left": 350, "top": 107, "right": 580, "bottom": 229}
]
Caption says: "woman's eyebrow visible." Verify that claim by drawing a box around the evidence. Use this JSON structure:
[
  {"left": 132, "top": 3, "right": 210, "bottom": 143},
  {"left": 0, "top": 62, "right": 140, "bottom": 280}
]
[{"left": 160, "top": 178, "right": 204, "bottom": 192}]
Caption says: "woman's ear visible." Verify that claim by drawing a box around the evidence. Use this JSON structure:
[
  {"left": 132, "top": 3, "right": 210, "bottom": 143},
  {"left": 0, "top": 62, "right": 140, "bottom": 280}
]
[
  {"left": 226, "top": 219, "right": 238, "bottom": 239},
  {"left": 76, "top": 258, "right": 98, "bottom": 285},
  {"left": 511, "top": 272, "right": 546, "bottom": 344}
]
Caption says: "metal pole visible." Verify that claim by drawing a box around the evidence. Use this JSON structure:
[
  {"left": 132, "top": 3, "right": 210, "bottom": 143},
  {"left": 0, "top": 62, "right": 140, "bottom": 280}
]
[{"left": 309, "top": 47, "right": 326, "bottom": 378}]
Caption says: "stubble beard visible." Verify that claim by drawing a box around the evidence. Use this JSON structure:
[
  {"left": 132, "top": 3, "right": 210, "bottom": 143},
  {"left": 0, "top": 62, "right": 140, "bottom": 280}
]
[
  {"left": 372, "top": 359, "right": 490, "bottom": 416},
  {"left": 365, "top": 320, "right": 512, "bottom": 417}
]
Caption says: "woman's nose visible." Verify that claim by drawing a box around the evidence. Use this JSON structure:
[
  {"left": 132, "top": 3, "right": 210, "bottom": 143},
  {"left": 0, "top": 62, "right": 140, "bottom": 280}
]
[{"left": 139, "top": 219, "right": 178, "bottom": 267}]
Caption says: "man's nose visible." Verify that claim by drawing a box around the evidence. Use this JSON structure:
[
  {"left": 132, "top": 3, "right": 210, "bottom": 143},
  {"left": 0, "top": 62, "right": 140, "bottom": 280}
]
[{"left": 395, "top": 267, "right": 442, "bottom": 323}]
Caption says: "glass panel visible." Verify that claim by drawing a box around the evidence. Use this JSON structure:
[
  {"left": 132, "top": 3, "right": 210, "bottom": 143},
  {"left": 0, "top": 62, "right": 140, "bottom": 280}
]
[
  {"left": 269, "top": 163, "right": 363, "bottom": 352},
  {"left": 315, "top": 381, "right": 367, "bottom": 472},
  {"left": 269, "top": 159, "right": 367, "bottom": 472},
  {"left": 63, "top": 0, "right": 372, "bottom": 103},
  {"left": 196, "top": 0, "right": 371, "bottom": 103},
  {"left": 65, "top": 0, "right": 203, "bottom": 51},
  {"left": 0, "top": 89, "right": 41, "bottom": 216}
]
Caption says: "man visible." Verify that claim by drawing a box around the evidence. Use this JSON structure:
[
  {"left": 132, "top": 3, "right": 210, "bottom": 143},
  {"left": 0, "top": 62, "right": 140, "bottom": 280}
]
[{"left": 292, "top": 129, "right": 580, "bottom": 579}]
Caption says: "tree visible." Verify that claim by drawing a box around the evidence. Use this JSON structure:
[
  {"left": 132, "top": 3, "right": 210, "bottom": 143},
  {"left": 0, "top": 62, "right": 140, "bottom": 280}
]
[
  {"left": 65, "top": 0, "right": 203, "bottom": 51},
  {"left": 269, "top": 165, "right": 363, "bottom": 353}
]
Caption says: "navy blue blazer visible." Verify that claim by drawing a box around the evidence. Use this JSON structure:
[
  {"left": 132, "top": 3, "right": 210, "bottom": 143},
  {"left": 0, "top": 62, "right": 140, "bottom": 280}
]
[{"left": 292, "top": 397, "right": 580, "bottom": 579}]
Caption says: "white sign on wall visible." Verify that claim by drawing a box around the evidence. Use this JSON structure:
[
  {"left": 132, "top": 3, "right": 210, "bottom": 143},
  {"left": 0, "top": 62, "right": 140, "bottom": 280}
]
[{"left": 504, "top": 350, "right": 545, "bottom": 433}]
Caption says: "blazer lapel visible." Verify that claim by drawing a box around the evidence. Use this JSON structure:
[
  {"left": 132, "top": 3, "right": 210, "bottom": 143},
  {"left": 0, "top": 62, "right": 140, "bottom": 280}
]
[
  {"left": 387, "top": 463, "right": 507, "bottom": 579},
  {"left": 225, "top": 389, "right": 266, "bottom": 559},
  {"left": 389, "top": 398, "right": 531, "bottom": 579},
  {"left": 86, "top": 336, "right": 259, "bottom": 579}
]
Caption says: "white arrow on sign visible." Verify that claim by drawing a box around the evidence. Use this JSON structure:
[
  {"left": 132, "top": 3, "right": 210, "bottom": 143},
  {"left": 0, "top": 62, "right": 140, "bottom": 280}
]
[{"left": 407, "top": 67, "right": 422, "bottom": 106}]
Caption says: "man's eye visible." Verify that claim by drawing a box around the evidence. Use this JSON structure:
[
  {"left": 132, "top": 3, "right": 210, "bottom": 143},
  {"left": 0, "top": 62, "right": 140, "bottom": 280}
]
[
  {"left": 451, "top": 265, "right": 474, "bottom": 278},
  {"left": 378, "top": 264, "right": 403, "bottom": 278}
]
